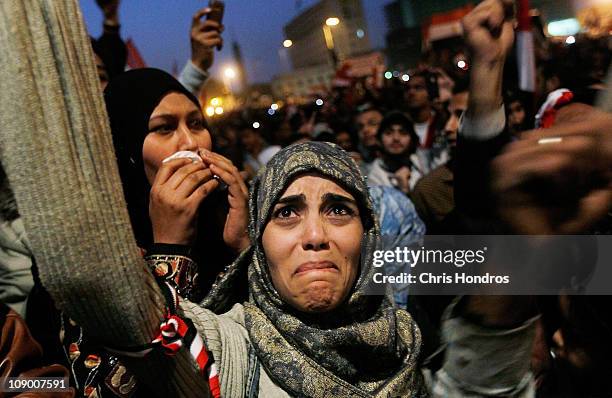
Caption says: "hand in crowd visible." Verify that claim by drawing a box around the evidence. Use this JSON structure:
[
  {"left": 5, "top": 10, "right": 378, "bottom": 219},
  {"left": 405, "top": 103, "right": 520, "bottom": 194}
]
[
  {"left": 199, "top": 149, "right": 250, "bottom": 252},
  {"left": 395, "top": 166, "right": 412, "bottom": 194},
  {"left": 462, "top": 0, "right": 514, "bottom": 118},
  {"left": 462, "top": 0, "right": 514, "bottom": 67},
  {"left": 149, "top": 158, "right": 218, "bottom": 245},
  {"left": 190, "top": 7, "right": 224, "bottom": 72},
  {"left": 95, "top": 0, "right": 120, "bottom": 23},
  {"left": 492, "top": 107, "right": 612, "bottom": 234}
]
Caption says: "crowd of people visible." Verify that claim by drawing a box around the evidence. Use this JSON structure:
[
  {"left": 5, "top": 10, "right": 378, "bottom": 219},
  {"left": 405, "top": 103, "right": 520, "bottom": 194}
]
[{"left": 0, "top": 0, "right": 611, "bottom": 397}]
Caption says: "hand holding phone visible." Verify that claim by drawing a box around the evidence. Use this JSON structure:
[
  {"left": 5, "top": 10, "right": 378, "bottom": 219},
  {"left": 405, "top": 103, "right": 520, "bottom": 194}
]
[
  {"left": 190, "top": 3, "right": 224, "bottom": 70},
  {"left": 207, "top": 0, "right": 225, "bottom": 50}
]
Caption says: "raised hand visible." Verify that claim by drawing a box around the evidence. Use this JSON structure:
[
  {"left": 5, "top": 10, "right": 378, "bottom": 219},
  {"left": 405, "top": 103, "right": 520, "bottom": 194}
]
[
  {"left": 95, "top": 0, "right": 120, "bottom": 23},
  {"left": 462, "top": 0, "right": 515, "bottom": 66},
  {"left": 492, "top": 106, "right": 612, "bottom": 234},
  {"left": 190, "top": 7, "right": 224, "bottom": 72},
  {"left": 462, "top": 0, "right": 515, "bottom": 117}
]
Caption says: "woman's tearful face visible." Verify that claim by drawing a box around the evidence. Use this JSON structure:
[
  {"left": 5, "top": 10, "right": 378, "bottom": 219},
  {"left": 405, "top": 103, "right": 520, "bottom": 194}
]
[
  {"left": 262, "top": 174, "right": 363, "bottom": 313},
  {"left": 142, "top": 92, "right": 212, "bottom": 184}
]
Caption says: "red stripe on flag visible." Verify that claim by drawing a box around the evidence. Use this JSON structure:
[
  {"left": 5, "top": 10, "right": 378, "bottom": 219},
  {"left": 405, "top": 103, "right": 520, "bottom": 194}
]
[
  {"left": 516, "top": 0, "right": 535, "bottom": 92},
  {"left": 422, "top": 4, "right": 475, "bottom": 43},
  {"left": 195, "top": 347, "right": 208, "bottom": 371},
  {"left": 126, "top": 38, "right": 147, "bottom": 69},
  {"left": 517, "top": 0, "right": 531, "bottom": 31},
  {"left": 209, "top": 372, "right": 221, "bottom": 398}
]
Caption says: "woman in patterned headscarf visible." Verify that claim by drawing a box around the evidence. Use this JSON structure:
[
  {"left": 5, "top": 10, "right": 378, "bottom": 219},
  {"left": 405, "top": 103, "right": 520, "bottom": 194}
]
[{"left": 181, "top": 141, "right": 425, "bottom": 397}]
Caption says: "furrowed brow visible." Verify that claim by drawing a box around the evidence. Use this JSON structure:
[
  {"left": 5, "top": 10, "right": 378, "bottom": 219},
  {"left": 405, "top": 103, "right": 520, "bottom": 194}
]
[
  {"left": 275, "top": 194, "right": 306, "bottom": 206},
  {"left": 187, "top": 110, "right": 203, "bottom": 119},
  {"left": 321, "top": 193, "right": 357, "bottom": 206}
]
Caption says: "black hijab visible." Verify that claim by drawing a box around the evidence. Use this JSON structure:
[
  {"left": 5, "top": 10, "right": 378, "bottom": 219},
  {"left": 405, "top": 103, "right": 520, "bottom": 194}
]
[{"left": 104, "top": 68, "right": 202, "bottom": 248}]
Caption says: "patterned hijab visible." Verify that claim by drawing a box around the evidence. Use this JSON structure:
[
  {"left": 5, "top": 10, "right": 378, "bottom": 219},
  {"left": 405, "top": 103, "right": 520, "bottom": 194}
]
[{"left": 241, "top": 141, "right": 425, "bottom": 397}]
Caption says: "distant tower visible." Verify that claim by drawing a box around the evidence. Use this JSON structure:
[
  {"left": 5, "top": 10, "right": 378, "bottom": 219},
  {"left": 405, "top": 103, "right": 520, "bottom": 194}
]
[{"left": 232, "top": 41, "right": 248, "bottom": 92}]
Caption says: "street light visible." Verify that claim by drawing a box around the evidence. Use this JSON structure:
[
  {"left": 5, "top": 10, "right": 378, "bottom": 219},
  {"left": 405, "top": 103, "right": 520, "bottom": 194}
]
[
  {"left": 325, "top": 17, "right": 339, "bottom": 26},
  {"left": 224, "top": 67, "right": 236, "bottom": 79},
  {"left": 222, "top": 66, "right": 237, "bottom": 95},
  {"left": 323, "top": 17, "right": 340, "bottom": 68},
  {"left": 279, "top": 43, "right": 291, "bottom": 73}
]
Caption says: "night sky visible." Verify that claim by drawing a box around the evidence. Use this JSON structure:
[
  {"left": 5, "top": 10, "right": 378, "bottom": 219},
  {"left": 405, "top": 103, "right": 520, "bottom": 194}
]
[{"left": 79, "top": 0, "right": 390, "bottom": 85}]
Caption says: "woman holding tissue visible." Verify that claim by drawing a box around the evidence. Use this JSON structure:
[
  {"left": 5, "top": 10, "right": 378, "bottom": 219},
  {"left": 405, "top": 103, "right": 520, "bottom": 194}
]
[
  {"left": 104, "top": 68, "right": 249, "bottom": 302},
  {"left": 28, "top": 69, "right": 251, "bottom": 398}
]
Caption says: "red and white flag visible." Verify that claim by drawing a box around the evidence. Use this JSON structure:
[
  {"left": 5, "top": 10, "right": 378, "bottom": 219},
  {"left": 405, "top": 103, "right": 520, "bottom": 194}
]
[
  {"left": 126, "top": 38, "right": 147, "bottom": 70},
  {"left": 516, "top": 0, "right": 536, "bottom": 92},
  {"left": 421, "top": 4, "right": 474, "bottom": 46}
]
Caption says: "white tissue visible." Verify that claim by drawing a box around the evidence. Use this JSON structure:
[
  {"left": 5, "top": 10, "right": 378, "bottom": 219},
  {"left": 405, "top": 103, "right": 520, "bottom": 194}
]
[{"left": 162, "top": 150, "right": 203, "bottom": 163}]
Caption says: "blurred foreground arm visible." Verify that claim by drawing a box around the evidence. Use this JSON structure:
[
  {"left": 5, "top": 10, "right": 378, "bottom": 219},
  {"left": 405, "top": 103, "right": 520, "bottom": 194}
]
[
  {"left": 456, "top": 0, "right": 514, "bottom": 220},
  {"left": 0, "top": 1, "right": 210, "bottom": 395},
  {"left": 434, "top": 3, "right": 539, "bottom": 396},
  {"left": 492, "top": 106, "right": 612, "bottom": 234}
]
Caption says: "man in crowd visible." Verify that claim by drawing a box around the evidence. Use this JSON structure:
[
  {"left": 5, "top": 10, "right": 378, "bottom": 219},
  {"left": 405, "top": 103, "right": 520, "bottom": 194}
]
[
  {"left": 239, "top": 125, "right": 281, "bottom": 179},
  {"left": 410, "top": 88, "right": 467, "bottom": 233},
  {"left": 404, "top": 71, "right": 450, "bottom": 174},
  {"left": 505, "top": 93, "right": 529, "bottom": 137},
  {"left": 354, "top": 105, "right": 383, "bottom": 164},
  {"left": 367, "top": 112, "right": 424, "bottom": 194}
]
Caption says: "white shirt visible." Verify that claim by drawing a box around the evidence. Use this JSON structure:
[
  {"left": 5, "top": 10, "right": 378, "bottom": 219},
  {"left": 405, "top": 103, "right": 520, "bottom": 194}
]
[{"left": 414, "top": 121, "right": 429, "bottom": 146}]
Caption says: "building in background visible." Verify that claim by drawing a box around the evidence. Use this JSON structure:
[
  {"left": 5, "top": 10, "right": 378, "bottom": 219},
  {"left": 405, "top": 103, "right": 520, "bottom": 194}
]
[
  {"left": 384, "top": 0, "right": 421, "bottom": 71},
  {"left": 271, "top": 50, "right": 385, "bottom": 99},
  {"left": 273, "top": 0, "right": 381, "bottom": 98},
  {"left": 284, "top": 0, "right": 372, "bottom": 69},
  {"left": 272, "top": 64, "right": 332, "bottom": 98},
  {"left": 383, "top": 0, "right": 577, "bottom": 71},
  {"left": 384, "top": 0, "right": 474, "bottom": 71}
]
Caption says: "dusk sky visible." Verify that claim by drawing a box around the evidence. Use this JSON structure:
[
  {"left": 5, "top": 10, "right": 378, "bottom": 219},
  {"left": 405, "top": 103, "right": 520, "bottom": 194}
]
[{"left": 79, "top": 0, "right": 391, "bottom": 85}]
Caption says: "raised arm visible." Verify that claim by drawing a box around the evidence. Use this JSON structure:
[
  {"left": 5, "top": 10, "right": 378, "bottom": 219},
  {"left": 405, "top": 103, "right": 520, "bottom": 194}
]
[
  {"left": 0, "top": 1, "right": 210, "bottom": 395},
  {"left": 178, "top": 7, "right": 224, "bottom": 96},
  {"left": 455, "top": 0, "right": 514, "bottom": 220}
]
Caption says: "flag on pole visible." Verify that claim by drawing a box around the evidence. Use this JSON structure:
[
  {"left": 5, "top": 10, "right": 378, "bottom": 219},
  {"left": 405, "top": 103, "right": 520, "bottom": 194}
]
[
  {"left": 421, "top": 4, "right": 474, "bottom": 46},
  {"left": 516, "top": 0, "right": 536, "bottom": 92},
  {"left": 126, "top": 38, "right": 147, "bottom": 69}
]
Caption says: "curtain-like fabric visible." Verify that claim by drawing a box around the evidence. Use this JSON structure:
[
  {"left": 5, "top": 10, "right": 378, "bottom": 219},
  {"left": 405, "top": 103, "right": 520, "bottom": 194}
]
[{"left": 0, "top": 1, "right": 209, "bottom": 396}]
